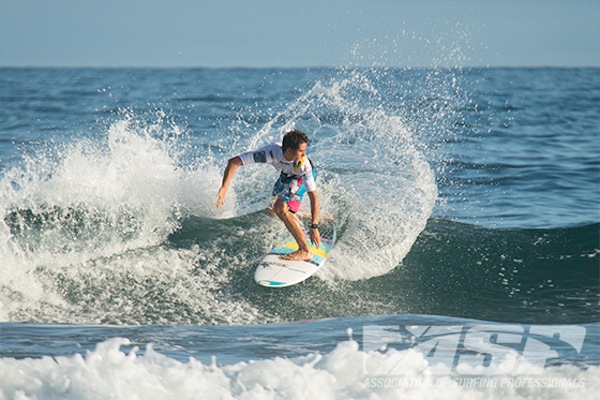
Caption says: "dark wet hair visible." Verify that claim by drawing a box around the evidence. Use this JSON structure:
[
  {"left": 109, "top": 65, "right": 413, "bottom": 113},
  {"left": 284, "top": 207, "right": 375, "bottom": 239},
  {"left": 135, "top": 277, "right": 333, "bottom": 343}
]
[{"left": 282, "top": 130, "right": 309, "bottom": 151}]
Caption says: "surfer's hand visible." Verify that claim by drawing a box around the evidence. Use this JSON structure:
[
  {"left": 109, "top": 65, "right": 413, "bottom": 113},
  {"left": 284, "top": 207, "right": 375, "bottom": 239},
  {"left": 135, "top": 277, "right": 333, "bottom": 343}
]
[
  {"left": 216, "top": 187, "right": 227, "bottom": 208},
  {"left": 310, "top": 228, "right": 320, "bottom": 249}
]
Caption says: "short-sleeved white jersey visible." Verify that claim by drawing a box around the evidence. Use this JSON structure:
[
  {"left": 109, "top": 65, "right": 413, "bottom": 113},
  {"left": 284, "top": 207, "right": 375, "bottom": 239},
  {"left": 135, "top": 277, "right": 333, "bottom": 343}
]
[{"left": 239, "top": 143, "right": 316, "bottom": 192}]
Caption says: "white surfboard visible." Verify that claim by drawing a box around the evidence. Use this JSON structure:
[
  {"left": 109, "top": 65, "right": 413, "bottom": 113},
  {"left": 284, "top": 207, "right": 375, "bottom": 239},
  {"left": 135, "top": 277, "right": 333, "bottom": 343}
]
[{"left": 254, "top": 218, "right": 336, "bottom": 287}]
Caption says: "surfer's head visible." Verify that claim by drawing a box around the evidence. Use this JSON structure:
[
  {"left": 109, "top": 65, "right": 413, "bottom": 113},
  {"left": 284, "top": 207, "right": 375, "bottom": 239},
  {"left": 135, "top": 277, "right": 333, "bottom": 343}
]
[
  {"left": 282, "top": 130, "right": 308, "bottom": 152},
  {"left": 282, "top": 130, "right": 309, "bottom": 163}
]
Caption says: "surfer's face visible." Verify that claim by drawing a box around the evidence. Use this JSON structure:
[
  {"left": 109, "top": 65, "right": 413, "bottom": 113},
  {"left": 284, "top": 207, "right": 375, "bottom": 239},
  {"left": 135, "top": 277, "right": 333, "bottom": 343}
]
[{"left": 284, "top": 142, "right": 307, "bottom": 163}]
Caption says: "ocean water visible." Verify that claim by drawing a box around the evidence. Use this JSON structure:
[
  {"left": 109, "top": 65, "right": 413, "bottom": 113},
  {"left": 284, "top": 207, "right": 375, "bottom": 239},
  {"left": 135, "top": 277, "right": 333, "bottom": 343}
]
[{"left": 0, "top": 66, "right": 598, "bottom": 399}]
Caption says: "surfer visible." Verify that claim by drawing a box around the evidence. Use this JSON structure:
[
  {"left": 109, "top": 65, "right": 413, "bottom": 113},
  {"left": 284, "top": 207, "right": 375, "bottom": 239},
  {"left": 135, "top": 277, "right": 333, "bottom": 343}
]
[{"left": 216, "top": 130, "right": 320, "bottom": 261}]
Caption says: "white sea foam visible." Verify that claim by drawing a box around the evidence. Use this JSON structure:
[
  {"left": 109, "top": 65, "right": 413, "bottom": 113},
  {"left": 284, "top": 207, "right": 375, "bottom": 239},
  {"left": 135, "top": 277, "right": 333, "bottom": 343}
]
[{"left": 0, "top": 337, "right": 596, "bottom": 400}]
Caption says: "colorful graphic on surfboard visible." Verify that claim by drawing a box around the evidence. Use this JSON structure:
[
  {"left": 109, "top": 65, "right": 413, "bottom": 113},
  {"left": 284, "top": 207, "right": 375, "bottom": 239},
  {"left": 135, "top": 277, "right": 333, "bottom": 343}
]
[{"left": 254, "top": 218, "right": 336, "bottom": 287}]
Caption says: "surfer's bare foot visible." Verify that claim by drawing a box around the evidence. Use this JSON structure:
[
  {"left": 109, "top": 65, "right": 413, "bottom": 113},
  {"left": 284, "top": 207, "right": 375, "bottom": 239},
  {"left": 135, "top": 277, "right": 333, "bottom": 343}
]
[{"left": 281, "top": 250, "right": 312, "bottom": 261}]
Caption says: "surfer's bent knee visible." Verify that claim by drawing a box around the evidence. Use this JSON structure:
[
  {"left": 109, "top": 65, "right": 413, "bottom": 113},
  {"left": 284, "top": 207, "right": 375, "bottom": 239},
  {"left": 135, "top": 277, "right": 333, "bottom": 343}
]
[{"left": 272, "top": 198, "right": 289, "bottom": 218}]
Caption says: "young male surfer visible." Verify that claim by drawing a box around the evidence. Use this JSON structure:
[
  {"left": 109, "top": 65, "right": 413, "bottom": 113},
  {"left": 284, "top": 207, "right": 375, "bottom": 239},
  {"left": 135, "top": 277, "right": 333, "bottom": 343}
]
[{"left": 216, "top": 130, "right": 320, "bottom": 261}]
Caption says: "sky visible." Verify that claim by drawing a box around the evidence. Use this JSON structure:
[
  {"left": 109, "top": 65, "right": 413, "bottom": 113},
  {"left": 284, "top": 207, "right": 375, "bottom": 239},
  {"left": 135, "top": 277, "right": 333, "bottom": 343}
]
[{"left": 0, "top": 0, "right": 598, "bottom": 68}]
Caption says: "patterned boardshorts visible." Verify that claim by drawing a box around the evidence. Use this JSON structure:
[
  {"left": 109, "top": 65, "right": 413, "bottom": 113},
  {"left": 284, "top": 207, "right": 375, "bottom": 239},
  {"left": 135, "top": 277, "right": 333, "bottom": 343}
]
[{"left": 271, "top": 162, "right": 317, "bottom": 213}]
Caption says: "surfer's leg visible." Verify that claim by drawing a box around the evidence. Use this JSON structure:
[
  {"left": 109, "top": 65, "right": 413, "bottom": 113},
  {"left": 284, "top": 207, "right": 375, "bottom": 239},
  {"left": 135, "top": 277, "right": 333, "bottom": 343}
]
[{"left": 272, "top": 198, "right": 312, "bottom": 261}]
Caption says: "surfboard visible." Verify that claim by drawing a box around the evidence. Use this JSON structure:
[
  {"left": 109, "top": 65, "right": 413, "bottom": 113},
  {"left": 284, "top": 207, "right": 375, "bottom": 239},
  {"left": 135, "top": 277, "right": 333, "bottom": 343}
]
[{"left": 254, "top": 218, "right": 336, "bottom": 287}]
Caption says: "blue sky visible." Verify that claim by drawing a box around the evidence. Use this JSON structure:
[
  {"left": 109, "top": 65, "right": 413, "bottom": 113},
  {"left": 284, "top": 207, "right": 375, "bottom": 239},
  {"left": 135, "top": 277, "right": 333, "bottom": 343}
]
[{"left": 0, "top": 0, "right": 598, "bottom": 67}]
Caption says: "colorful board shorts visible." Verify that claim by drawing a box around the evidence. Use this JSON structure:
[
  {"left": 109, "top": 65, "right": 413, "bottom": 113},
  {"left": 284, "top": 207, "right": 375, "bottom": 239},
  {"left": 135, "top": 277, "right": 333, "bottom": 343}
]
[{"left": 271, "top": 162, "right": 317, "bottom": 214}]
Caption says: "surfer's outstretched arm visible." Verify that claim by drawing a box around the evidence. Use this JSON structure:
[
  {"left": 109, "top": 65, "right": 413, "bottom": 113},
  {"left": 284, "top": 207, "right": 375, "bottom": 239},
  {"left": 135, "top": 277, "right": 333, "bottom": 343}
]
[{"left": 216, "top": 156, "right": 243, "bottom": 208}]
